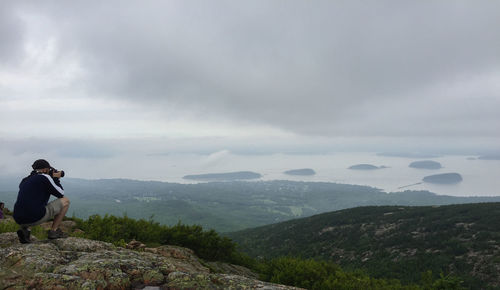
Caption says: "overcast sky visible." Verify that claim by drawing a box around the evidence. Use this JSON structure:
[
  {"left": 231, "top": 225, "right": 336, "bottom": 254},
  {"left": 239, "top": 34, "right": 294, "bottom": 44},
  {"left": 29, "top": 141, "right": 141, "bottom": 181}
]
[{"left": 1, "top": 1, "right": 500, "bottom": 176}]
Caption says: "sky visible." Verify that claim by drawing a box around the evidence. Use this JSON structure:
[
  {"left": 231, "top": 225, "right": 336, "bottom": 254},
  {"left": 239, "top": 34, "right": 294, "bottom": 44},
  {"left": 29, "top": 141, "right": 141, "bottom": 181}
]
[{"left": 1, "top": 1, "right": 499, "bottom": 178}]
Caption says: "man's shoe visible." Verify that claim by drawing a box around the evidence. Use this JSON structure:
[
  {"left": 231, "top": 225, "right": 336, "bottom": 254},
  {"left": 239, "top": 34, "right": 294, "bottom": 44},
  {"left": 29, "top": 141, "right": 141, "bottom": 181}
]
[
  {"left": 56, "top": 228, "right": 69, "bottom": 238},
  {"left": 48, "top": 228, "right": 68, "bottom": 239},
  {"left": 17, "top": 228, "right": 31, "bottom": 244}
]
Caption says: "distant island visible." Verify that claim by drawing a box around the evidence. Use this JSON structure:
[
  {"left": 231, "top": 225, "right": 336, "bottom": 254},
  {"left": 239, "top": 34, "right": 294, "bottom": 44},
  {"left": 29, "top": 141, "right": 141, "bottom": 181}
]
[
  {"left": 478, "top": 155, "right": 500, "bottom": 160},
  {"left": 183, "top": 171, "right": 262, "bottom": 181},
  {"left": 348, "top": 164, "right": 382, "bottom": 170},
  {"left": 284, "top": 168, "right": 316, "bottom": 176},
  {"left": 409, "top": 160, "right": 442, "bottom": 169},
  {"left": 423, "top": 173, "right": 463, "bottom": 184}
]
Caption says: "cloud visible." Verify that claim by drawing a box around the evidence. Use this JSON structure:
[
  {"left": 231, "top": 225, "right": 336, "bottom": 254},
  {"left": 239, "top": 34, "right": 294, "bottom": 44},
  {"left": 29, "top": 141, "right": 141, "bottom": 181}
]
[
  {"left": 1, "top": 1, "right": 500, "bottom": 141},
  {"left": 0, "top": 2, "right": 25, "bottom": 65},
  {"left": 0, "top": 138, "right": 115, "bottom": 159}
]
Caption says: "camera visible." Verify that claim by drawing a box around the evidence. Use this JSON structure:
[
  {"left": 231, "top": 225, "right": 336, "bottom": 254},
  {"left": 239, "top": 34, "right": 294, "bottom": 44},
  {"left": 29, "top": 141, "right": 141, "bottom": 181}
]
[{"left": 49, "top": 167, "right": 65, "bottom": 178}]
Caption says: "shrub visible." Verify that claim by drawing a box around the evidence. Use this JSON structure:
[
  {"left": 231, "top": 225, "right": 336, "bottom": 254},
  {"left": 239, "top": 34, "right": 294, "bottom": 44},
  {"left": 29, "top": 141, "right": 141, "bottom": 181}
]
[{"left": 75, "top": 214, "right": 239, "bottom": 262}]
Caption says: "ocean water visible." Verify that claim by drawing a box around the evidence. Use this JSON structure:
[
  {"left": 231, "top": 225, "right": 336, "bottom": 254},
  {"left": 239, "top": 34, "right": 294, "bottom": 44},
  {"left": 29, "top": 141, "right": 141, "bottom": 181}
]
[
  {"left": 41, "top": 151, "right": 499, "bottom": 197},
  {"left": 98, "top": 152, "right": 499, "bottom": 197},
  {"left": 246, "top": 153, "right": 500, "bottom": 197}
]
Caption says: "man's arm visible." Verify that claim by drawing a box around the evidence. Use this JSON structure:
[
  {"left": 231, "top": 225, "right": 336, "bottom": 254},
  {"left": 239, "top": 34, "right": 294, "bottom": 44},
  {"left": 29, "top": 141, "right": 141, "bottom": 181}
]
[{"left": 41, "top": 174, "right": 65, "bottom": 198}]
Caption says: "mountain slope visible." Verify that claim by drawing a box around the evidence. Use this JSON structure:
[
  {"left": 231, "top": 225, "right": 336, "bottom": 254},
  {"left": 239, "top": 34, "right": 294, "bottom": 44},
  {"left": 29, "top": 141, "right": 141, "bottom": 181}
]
[{"left": 229, "top": 203, "right": 500, "bottom": 289}]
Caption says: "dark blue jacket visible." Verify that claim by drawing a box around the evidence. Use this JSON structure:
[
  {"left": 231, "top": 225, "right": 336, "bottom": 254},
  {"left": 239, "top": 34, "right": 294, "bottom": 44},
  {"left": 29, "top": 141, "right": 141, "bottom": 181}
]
[{"left": 13, "top": 172, "right": 64, "bottom": 224}]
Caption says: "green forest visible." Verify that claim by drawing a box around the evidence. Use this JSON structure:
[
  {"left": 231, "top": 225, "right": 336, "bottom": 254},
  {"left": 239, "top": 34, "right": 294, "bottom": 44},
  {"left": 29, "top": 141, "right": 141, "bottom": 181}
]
[{"left": 229, "top": 203, "right": 500, "bottom": 289}]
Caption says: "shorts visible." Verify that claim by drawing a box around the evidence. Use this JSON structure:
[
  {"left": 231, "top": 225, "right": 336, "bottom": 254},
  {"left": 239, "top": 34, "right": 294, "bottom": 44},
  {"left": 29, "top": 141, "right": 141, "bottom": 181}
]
[{"left": 19, "top": 199, "right": 64, "bottom": 228}]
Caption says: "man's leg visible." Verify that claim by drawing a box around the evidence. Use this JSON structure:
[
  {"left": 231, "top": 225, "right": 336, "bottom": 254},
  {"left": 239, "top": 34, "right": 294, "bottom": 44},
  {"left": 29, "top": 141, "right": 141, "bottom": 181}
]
[{"left": 51, "top": 197, "right": 70, "bottom": 231}]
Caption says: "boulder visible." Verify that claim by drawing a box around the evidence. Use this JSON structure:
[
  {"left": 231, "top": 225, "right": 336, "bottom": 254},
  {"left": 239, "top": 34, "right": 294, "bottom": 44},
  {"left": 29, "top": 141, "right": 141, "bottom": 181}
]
[
  {"left": 126, "top": 239, "right": 146, "bottom": 250},
  {"left": 207, "top": 261, "right": 259, "bottom": 279},
  {"left": 0, "top": 233, "right": 301, "bottom": 289}
]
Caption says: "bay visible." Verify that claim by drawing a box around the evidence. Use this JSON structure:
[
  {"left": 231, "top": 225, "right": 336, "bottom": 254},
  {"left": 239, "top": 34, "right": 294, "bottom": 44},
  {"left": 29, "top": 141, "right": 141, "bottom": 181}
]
[
  {"left": 26, "top": 151, "right": 498, "bottom": 197},
  {"left": 107, "top": 152, "right": 500, "bottom": 197}
]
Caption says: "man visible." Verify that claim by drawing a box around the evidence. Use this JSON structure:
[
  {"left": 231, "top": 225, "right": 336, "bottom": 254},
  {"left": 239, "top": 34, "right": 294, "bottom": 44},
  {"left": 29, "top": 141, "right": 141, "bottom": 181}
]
[{"left": 13, "top": 159, "right": 70, "bottom": 243}]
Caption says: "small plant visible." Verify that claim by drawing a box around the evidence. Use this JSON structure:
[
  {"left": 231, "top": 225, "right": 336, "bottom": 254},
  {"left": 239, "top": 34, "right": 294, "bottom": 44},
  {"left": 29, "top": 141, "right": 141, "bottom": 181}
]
[
  {"left": 0, "top": 219, "right": 19, "bottom": 233},
  {"left": 0, "top": 219, "right": 47, "bottom": 240}
]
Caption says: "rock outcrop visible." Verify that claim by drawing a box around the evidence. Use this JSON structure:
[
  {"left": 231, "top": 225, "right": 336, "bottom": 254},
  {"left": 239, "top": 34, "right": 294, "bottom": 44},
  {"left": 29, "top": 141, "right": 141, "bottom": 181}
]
[{"left": 0, "top": 233, "right": 300, "bottom": 289}]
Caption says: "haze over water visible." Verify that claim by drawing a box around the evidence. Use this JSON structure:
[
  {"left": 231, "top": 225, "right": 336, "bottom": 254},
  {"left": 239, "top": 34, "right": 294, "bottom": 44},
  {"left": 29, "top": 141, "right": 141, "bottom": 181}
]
[{"left": 58, "top": 152, "right": 500, "bottom": 197}]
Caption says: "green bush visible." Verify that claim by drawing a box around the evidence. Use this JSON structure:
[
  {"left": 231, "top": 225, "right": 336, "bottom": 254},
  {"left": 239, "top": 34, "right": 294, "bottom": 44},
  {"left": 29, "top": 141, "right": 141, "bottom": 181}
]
[
  {"left": 259, "top": 257, "right": 466, "bottom": 290},
  {"left": 74, "top": 214, "right": 239, "bottom": 263},
  {"left": 0, "top": 219, "right": 19, "bottom": 233},
  {"left": 259, "top": 257, "right": 415, "bottom": 290},
  {"left": 0, "top": 218, "right": 47, "bottom": 240}
]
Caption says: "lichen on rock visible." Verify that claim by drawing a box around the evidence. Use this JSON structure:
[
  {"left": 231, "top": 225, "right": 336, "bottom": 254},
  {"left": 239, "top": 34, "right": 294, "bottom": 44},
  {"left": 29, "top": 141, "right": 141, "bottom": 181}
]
[
  {"left": 0, "top": 233, "right": 301, "bottom": 289},
  {"left": 0, "top": 231, "right": 39, "bottom": 247}
]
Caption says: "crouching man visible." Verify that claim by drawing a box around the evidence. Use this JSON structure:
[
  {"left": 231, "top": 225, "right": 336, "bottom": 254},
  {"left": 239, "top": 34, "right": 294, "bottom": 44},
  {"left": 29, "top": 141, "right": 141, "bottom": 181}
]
[{"left": 13, "top": 159, "right": 70, "bottom": 243}]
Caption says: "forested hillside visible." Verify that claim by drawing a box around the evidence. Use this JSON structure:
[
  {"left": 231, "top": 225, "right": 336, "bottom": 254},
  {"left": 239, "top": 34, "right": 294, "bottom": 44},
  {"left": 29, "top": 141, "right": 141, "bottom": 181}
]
[{"left": 229, "top": 203, "right": 500, "bottom": 289}]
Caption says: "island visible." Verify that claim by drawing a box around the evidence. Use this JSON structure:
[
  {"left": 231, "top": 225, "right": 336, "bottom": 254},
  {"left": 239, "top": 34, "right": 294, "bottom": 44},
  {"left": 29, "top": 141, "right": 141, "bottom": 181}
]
[
  {"left": 284, "top": 168, "right": 316, "bottom": 176},
  {"left": 183, "top": 171, "right": 262, "bottom": 181},
  {"left": 478, "top": 155, "right": 500, "bottom": 160},
  {"left": 422, "top": 173, "right": 463, "bottom": 184},
  {"left": 409, "top": 160, "right": 442, "bottom": 169},
  {"left": 348, "top": 164, "right": 381, "bottom": 170}
]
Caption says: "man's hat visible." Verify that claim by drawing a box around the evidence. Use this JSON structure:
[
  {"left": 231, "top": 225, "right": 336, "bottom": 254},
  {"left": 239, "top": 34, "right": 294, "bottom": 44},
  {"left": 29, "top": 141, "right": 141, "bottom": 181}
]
[{"left": 32, "top": 159, "right": 51, "bottom": 170}]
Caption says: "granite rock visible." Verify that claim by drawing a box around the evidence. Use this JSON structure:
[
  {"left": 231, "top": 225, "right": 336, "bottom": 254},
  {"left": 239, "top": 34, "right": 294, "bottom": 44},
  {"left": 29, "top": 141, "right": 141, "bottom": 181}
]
[{"left": 0, "top": 233, "right": 301, "bottom": 289}]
